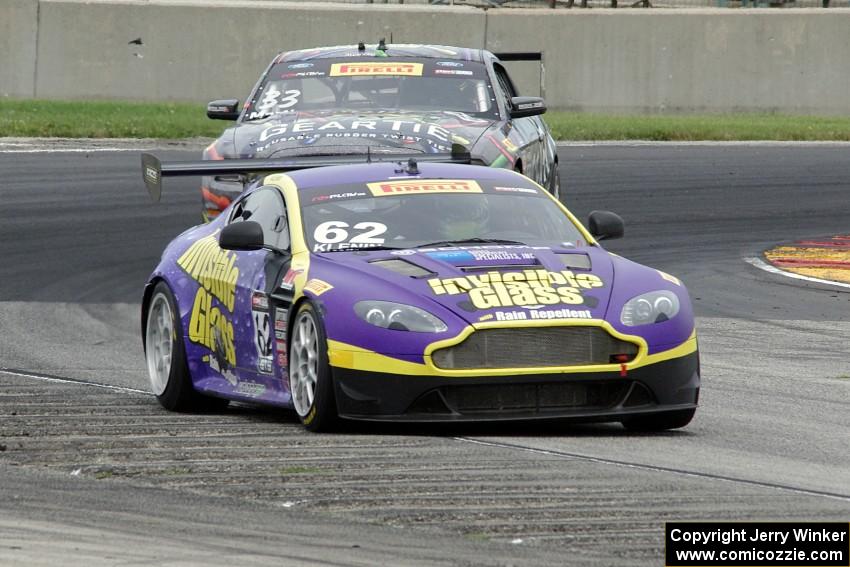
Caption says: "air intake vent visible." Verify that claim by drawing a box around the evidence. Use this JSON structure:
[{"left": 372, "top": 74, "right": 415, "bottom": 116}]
[
  {"left": 459, "top": 262, "right": 540, "bottom": 272},
  {"left": 440, "top": 381, "right": 631, "bottom": 414},
  {"left": 557, "top": 253, "right": 591, "bottom": 270},
  {"left": 432, "top": 326, "right": 639, "bottom": 370},
  {"left": 369, "top": 259, "right": 433, "bottom": 278}
]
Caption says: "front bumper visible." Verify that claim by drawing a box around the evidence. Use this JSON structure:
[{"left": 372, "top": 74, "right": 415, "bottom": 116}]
[{"left": 331, "top": 351, "right": 699, "bottom": 423}]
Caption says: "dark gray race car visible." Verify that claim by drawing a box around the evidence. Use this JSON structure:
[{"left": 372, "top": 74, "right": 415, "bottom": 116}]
[{"left": 200, "top": 43, "right": 558, "bottom": 221}]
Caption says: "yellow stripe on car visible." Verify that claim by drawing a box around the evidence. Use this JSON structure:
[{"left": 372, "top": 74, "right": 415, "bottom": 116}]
[{"left": 328, "top": 320, "right": 697, "bottom": 378}]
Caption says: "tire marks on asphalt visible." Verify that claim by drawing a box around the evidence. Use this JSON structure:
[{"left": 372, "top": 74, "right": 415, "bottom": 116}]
[
  {"left": 2, "top": 369, "right": 848, "bottom": 563},
  {"left": 454, "top": 437, "right": 850, "bottom": 503},
  {"left": 6, "top": 366, "right": 850, "bottom": 505}
]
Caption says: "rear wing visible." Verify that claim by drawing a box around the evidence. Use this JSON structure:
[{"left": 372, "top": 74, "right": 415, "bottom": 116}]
[
  {"left": 493, "top": 52, "right": 542, "bottom": 62},
  {"left": 141, "top": 151, "right": 472, "bottom": 202},
  {"left": 492, "top": 52, "right": 545, "bottom": 99}
]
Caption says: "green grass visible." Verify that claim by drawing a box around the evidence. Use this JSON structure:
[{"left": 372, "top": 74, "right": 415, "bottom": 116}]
[
  {"left": 4, "top": 99, "right": 850, "bottom": 141},
  {"left": 544, "top": 112, "right": 850, "bottom": 141},
  {"left": 0, "top": 99, "right": 222, "bottom": 138}
]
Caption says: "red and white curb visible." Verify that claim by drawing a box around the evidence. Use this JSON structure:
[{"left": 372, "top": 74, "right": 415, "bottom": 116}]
[{"left": 744, "top": 256, "right": 850, "bottom": 291}]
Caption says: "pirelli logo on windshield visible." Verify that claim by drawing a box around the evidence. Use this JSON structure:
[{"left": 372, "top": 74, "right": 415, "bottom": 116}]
[
  {"left": 330, "top": 62, "right": 424, "bottom": 77},
  {"left": 367, "top": 179, "right": 483, "bottom": 196}
]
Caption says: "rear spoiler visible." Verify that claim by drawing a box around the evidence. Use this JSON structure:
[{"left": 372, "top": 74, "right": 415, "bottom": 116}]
[
  {"left": 141, "top": 151, "right": 472, "bottom": 202},
  {"left": 492, "top": 52, "right": 545, "bottom": 98},
  {"left": 493, "top": 52, "right": 542, "bottom": 62}
]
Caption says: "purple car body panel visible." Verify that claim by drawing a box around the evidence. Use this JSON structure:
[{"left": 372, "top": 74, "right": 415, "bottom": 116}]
[{"left": 146, "top": 162, "right": 698, "bottom": 420}]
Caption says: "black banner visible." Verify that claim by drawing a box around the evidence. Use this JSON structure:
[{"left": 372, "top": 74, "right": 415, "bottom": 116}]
[{"left": 666, "top": 522, "right": 849, "bottom": 567}]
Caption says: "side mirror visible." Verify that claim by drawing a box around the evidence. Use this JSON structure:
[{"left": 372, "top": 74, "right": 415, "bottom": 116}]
[
  {"left": 588, "top": 211, "right": 624, "bottom": 241},
  {"left": 509, "top": 96, "right": 546, "bottom": 119},
  {"left": 207, "top": 99, "right": 240, "bottom": 120},
  {"left": 219, "top": 221, "right": 264, "bottom": 251}
]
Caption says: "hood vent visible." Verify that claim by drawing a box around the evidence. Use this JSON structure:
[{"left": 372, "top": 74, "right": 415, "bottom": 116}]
[
  {"left": 369, "top": 258, "right": 434, "bottom": 278},
  {"left": 557, "top": 253, "right": 591, "bottom": 270},
  {"left": 459, "top": 261, "right": 540, "bottom": 272}
]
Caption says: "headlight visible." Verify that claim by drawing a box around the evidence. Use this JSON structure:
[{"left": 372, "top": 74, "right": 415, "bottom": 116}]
[
  {"left": 620, "top": 290, "right": 680, "bottom": 326},
  {"left": 354, "top": 300, "right": 448, "bottom": 333}
]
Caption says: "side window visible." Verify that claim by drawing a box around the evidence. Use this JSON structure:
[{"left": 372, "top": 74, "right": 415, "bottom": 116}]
[
  {"left": 229, "top": 186, "right": 290, "bottom": 251},
  {"left": 493, "top": 65, "right": 518, "bottom": 111}
]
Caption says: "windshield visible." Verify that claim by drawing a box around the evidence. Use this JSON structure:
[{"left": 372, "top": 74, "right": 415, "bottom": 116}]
[
  {"left": 245, "top": 58, "right": 498, "bottom": 121},
  {"left": 300, "top": 180, "right": 586, "bottom": 253}
]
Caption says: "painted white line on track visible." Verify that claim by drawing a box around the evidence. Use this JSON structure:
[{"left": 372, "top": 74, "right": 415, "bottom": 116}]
[
  {"left": 454, "top": 437, "right": 850, "bottom": 503},
  {"left": 0, "top": 368, "right": 150, "bottom": 395},
  {"left": 0, "top": 137, "right": 212, "bottom": 153},
  {"left": 0, "top": 148, "right": 146, "bottom": 153},
  {"left": 744, "top": 256, "right": 850, "bottom": 291},
  {"left": 3, "top": 138, "right": 850, "bottom": 152},
  {"left": 556, "top": 140, "right": 850, "bottom": 147}
]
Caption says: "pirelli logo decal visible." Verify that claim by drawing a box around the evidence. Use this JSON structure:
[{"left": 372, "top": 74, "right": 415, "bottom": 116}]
[
  {"left": 329, "top": 62, "right": 424, "bottom": 77},
  {"left": 367, "top": 179, "right": 483, "bottom": 197},
  {"left": 304, "top": 279, "right": 334, "bottom": 296}
]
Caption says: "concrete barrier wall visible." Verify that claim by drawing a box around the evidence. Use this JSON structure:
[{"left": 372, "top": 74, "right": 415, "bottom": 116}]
[
  {"left": 0, "top": 0, "right": 39, "bottom": 98},
  {"left": 34, "top": 0, "right": 484, "bottom": 101},
  {"left": 487, "top": 9, "right": 850, "bottom": 114},
  {"left": 5, "top": 0, "right": 850, "bottom": 113}
]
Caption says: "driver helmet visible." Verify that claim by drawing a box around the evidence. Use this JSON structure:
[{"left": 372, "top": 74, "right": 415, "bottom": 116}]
[
  {"left": 399, "top": 77, "right": 447, "bottom": 108},
  {"left": 436, "top": 194, "right": 490, "bottom": 240}
]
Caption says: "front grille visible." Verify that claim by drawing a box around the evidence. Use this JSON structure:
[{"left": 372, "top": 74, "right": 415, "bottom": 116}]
[
  {"left": 440, "top": 381, "right": 631, "bottom": 414},
  {"left": 431, "top": 326, "right": 638, "bottom": 370}
]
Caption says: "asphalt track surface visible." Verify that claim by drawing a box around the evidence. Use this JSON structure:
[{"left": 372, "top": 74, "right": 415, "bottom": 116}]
[{"left": 1, "top": 145, "right": 849, "bottom": 565}]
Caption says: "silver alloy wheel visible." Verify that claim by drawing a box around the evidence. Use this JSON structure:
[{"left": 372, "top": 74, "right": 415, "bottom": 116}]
[
  {"left": 145, "top": 293, "right": 174, "bottom": 396},
  {"left": 289, "top": 310, "right": 319, "bottom": 417}
]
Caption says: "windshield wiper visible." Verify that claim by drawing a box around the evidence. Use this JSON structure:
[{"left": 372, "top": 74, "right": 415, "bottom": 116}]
[{"left": 415, "top": 237, "right": 528, "bottom": 248}]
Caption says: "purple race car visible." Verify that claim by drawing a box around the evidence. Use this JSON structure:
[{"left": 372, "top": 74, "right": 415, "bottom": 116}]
[{"left": 141, "top": 155, "right": 699, "bottom": 432}]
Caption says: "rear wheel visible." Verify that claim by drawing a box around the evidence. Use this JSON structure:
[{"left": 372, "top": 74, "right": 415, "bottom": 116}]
[
  {"left": 549, "top": 167, "right": 562, "bottom": 201},
  {"left": 621, "top": 408, "right": 695, "bottom": 431},
  {"left": 144, "top": 281, "right": 228, "bottom": 412},
  {"left": 288, "top": 302, "right": 338, "bottom": 432}
]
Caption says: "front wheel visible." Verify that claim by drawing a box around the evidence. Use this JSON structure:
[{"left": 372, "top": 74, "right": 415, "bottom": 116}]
[
  {"left": 144, "top": 281, "right": 228, "bottom": 412},
  {"left": 621, "top": 408, "right": 696, "bottom": 432},
  {"left": 288, "top": 302, "right": 338, "bottom": 432}
]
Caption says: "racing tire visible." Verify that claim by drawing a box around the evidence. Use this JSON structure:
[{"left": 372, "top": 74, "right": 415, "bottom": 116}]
[
  {"left": 549, "top": 168, "right": 562, "bottom": 202},
  {"left": 621, "top": 408, "right": 696, "bottom": 432},
  {"left": 144, "top": 281, "right": 229, "bottom": 412},
  {"left": 288, "top": 302, "right": 338, "bottom": 432}
]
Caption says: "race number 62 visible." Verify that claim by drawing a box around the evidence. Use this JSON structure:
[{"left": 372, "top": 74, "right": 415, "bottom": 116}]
[{"left": 313, "top": 221, "right": 387, "bottom": 244}]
